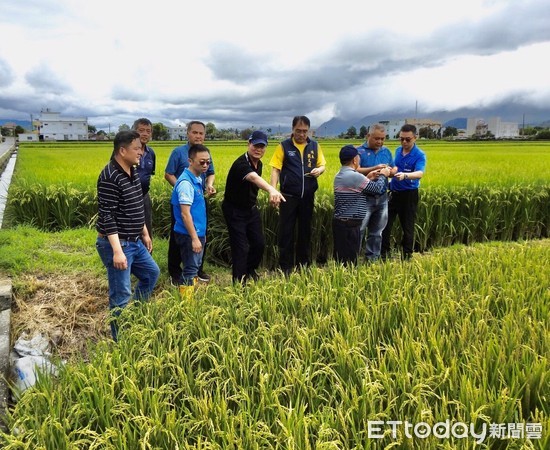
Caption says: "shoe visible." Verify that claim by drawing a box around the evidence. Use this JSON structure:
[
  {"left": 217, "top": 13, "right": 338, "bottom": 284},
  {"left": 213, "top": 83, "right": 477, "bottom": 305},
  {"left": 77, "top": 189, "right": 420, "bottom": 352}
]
[
  {"left": 170, "top": 277, "right": 181, "bottom": 287},
  {"left": 197, "top": 270, "right": 211, "bottom": 282}
]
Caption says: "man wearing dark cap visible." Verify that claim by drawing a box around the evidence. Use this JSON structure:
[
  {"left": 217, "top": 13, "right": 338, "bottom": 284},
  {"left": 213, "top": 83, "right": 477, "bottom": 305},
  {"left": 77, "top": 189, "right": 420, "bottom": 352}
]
[
  {"left": 333, "top": 145, "right": 390, "bottom": 264},
  {"left": 222, "top": 131, "right": 286, "bottom": 283}
]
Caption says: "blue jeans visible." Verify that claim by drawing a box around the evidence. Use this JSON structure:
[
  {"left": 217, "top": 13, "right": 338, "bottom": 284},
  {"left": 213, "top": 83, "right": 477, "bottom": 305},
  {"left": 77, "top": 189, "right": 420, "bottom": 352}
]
[
  {"left": 360, "top": 193, "right": 388, "bottom": 261},
  {"left": 174, "top": 233, "right": 205, "bottom": 286},
  {"left": 96, "top": 237, "right": 160, "bottom": 340}
]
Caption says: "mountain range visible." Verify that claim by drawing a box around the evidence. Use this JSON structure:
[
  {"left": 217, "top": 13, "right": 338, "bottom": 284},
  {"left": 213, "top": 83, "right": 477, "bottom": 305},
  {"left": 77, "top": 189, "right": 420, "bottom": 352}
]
[{"left": 315, "top": 103, "right": 550, "bottom": 137}]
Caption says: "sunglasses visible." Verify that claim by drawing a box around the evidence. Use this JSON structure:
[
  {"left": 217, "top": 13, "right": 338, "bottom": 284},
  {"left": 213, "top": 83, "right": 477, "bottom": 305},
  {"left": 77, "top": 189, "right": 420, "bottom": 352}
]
[
  {"left": 399, "top": 137, "right": 414, "bottom": 143},
  {"left": 195, "top": 159, "right": 211, "bottom": 166}
]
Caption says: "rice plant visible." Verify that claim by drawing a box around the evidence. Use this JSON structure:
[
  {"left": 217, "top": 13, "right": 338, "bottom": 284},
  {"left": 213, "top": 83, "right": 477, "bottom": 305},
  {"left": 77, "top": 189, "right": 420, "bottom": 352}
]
[{"left": 1, "top": 240, "right": 548, "bottom": 449}]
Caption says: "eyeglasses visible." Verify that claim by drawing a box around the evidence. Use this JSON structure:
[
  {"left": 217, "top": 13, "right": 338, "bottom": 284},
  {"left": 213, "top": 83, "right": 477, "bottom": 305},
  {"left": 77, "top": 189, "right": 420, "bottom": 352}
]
[
  {"left": 294, "top": 129, "right": 309, "bottom": 135},
  {"left": 195, "top": 160, "right": 211, "bottom": 166},
  {"left": 399, "top": 137, "right": 414, "bottom": 142}
]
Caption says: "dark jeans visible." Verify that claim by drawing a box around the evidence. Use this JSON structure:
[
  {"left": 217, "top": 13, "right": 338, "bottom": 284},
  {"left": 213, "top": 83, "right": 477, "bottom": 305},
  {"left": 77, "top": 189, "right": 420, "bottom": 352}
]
[
  {"left": 174, "top": 233, "right": 205, "bottom": 286},
  {"left": 278, "top": 194, "right": 315, "bottom": 272},
  {"left": 381, "top": 189, "right": 419, "bottom": 258},
  {"left": 222, "top": 202, "right": 265, "bottom": 283},
  {"left": 332, "top": 218, "right": 362, "bottom": 264},
  {"left": 169, "top": 205, "right": 208, "bottom": 280}
]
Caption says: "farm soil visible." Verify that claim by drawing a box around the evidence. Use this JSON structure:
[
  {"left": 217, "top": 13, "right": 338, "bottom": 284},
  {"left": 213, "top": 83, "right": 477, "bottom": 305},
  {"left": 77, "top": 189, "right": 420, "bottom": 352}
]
[{"left": 11, "top": 274, "right": 110, "bottom": 361}]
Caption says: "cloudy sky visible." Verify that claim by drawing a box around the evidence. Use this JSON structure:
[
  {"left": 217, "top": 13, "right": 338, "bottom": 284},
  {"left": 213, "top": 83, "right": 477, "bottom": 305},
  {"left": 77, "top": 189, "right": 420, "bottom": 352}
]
[{"left": 1, "top": 0, "right": 549, "bottom": 130}]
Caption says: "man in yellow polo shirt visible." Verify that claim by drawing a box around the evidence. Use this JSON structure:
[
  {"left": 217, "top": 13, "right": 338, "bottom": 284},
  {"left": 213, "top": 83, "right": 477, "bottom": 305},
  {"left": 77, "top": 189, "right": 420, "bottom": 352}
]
[{"left": 270, "top": 116, "right": 326, "bottom": 274}]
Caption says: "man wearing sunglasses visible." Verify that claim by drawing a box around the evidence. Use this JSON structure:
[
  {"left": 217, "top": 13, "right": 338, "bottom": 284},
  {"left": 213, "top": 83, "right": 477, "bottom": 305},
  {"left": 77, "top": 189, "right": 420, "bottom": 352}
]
[
  {"left": 165, "top": 121, "right": 215, "bottom": 285},
  {"left": 381, "top": 124, "right": 426, "bottom": 260},
  {"left": 170, "top": 144, "right": 211, "bottom": 297}
]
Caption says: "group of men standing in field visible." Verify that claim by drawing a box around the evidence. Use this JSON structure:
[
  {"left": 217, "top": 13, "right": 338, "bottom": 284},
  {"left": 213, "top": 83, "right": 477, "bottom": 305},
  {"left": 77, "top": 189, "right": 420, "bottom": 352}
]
[{"left": 95, "top": 116, "right": 426, "bottom": 339}]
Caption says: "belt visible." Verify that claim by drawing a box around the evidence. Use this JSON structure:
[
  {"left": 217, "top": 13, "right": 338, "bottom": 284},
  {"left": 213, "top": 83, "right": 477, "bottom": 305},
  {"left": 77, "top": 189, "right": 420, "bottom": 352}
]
[
  {"left": 98, "top": 233, "right": 141, "bottom": 242},
  {"left": 334, "top": 218, "right": 362, "bottom": 226}
]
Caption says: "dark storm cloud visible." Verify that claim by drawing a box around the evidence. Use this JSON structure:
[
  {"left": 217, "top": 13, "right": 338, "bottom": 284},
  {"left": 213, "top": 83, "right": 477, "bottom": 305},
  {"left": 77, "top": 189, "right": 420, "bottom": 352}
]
[
  {"left": 25, "top": 64, "right": 72, "bottom": 95},
  {"left": 206, "top": 43, "right": 271, "bottom": 83},
  {"left": 195, "top": 0, "right": 550, "bottom": 126}
]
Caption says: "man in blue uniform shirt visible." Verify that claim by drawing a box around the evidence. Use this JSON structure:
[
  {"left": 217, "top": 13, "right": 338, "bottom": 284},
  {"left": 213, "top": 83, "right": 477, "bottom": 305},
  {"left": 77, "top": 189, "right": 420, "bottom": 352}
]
[
  {"left": 381, "top": 124, "right": 427, "bottom": 260},
  {"left": 165, "top": 121, "right": 215, "bottom": 284},
  {"left": 133, "top": 118, "right": 156, "bottom": 239},
  {"left": 356, "top": 123, "right": 397, "bottom": 261}
]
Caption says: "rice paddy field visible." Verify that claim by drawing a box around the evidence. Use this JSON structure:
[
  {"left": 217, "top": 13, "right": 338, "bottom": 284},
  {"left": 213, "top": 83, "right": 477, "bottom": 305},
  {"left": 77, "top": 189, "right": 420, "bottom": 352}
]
[
  {"left": 4, "top": 139, "right": 550, "bottom": 265},
  {"left": 0, "top": 139, "right": 548, "bottom": 448}
]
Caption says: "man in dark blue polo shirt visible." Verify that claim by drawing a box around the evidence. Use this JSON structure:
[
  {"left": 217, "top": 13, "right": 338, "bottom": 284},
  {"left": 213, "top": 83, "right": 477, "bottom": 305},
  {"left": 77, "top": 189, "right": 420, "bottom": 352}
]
[
  {"left": 96, "top": 130, "right": 160, "bottom": 340},
  {"left": 133, "top": 118, "right": 156, "bottom": 239},
  {"left": 222, "top": 131, "right": 285, "bottom": 283},
  {"left": 381, "top": 124, "right": 427, "bottom": 260},
  {"left": 165, "top": 121, "right": 215, "bottom": 284},
  {"left": 356, "top": 123, "right": 397, "bottom": 262}
]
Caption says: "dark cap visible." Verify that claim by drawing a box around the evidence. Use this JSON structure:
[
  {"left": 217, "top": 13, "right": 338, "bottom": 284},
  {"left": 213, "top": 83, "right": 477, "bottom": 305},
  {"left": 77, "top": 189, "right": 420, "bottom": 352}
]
[
  {"left": 339, "top": 144, "right": 358, "bottom": 161},
  {"left": 249, "top": 130, "right": 268, "bottom": 146}
]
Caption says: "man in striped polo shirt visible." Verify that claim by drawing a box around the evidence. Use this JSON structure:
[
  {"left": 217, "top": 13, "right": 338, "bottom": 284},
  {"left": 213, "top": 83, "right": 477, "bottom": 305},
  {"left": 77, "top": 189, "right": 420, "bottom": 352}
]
[
  {"left": 333, "top": 145, "right": 390, "bottom": 265},
  {"left": 96, "top": 130, "right": 160, "bottom": 340}
]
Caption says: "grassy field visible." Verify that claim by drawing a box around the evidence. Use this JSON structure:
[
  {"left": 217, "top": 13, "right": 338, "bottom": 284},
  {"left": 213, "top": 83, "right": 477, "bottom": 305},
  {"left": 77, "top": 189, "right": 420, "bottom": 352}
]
[
  {"left": 4, "top": 140, "right": 549, "bottom": 266},
  {"left": 10, "top": 139, "right": 550, "bottom": 190},
  {"left": 0, "top": 226, "right": 548, "bottom": 448}
]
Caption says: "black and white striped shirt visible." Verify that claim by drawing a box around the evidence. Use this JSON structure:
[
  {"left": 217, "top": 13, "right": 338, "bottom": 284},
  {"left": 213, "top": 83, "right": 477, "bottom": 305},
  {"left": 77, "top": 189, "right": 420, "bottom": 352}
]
[
  {"left": 96, "top": 159, "right": 145, "bottom": 239},
  {"left": 334, "top": 166, "right": 387, "bottom": 220}
]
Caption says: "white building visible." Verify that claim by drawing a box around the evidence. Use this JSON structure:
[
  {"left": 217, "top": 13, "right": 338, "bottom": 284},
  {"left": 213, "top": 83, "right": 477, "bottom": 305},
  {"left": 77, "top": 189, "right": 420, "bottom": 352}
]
[
  {"left": 17, "top": 133, "right": 39, "bottom": 142},
  {"left": 466, "top": 117, "right": 519, "bottom": 139},
  {"left": 168, "top": 125, "right": 186, "bottom": 141},
  {"left": 37, "top": 109, "right": 88, "bottom": 141},
  {"left": 378, "top": 120, "right": 405, "bottom": 139}
]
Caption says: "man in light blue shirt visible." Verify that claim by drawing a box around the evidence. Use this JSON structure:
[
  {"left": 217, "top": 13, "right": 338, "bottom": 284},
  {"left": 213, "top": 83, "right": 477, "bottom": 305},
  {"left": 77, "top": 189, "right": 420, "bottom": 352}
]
[
  {"left": 171, "top": 144, "right": 211, "bottom": 291},
  {"left": 356, "top": 124, "right": 396, "bottom": 261}
]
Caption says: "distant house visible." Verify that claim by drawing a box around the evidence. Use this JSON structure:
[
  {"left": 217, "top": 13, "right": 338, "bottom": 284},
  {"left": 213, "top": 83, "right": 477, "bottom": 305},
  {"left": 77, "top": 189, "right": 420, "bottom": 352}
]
[
  {"left": 466, "top": 117, "right": 519, "bottom": 139},
  {"left": 405, "top": 118, "right": 442, "bottom": 137},
  {"left": 17, "top": 133, "right": 39, "bottom": 142},
  {"left": 167, "top": 125, "right": 186, "bottom": 141},
  {"left": 377, "top": 120, "right": 405, "bottom": 139},
  {"left": 37, "top": 109, "right": 88, "bottom": 141}
]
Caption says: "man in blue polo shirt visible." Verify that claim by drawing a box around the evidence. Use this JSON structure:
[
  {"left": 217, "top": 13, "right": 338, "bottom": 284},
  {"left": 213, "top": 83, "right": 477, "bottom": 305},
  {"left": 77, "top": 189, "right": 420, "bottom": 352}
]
[
  {"left": 381, "top": 124, "right": 427, "bottom": 260},
  {"left": 133, "top": 118, "right": 156, "bottom": 239},
  {"left": 171, "top": 144, "right": 211, "bottom": 297},
  {"left": 165, "top": 121, "right": 215, "bottom": 284},
  {"left": 356, "top": 123, "right": 397, "bottom": 262}
]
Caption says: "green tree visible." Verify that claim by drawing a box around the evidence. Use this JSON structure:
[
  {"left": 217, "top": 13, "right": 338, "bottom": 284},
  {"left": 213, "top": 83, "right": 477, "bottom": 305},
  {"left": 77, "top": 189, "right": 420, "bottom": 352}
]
[
  {"left": 152, "top": 123, "right": 169, "bottom": 141},
  {"left": 15, "top": 125, "right": 25, "bottom": 135},
  {"left": 345, "top": 126, "right": 357, "bottom": 139},
  {"left": 535, "top": 130, "right": 550, "bottom": 139},
  {"left": 88, "top": 125, "right": 97, "bottom": 134},
  {"left": 520, "top": 126, "right": 537, "bottom": 136},
  {"left": 118, "top": 124, "right": 130, "bottom": 132},
  {"left": 205, "top": 122, "right": 217, "bottom": 139},
  {"left": 240, "top": 128, "right": 253, "bottom": 140},
  {"left": 443, "top": 126, "right": 458, "bottom": 138},
  {"left": 419, "top": 127, "right": 436, "bottom": 139},
  {"left": 1, "top": 127, "right": 10, "bottom": 137},
  {"left": 359, "top": 125, "right": 368, "bottom": 139}
]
